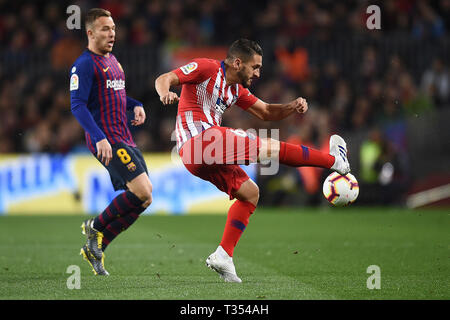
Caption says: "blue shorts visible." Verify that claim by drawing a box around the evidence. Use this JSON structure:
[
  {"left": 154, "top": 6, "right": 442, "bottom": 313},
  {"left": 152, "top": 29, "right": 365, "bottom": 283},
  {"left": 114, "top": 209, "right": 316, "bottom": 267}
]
[{"left": 95, "top": 142, "right": 148, "bottom": 191}]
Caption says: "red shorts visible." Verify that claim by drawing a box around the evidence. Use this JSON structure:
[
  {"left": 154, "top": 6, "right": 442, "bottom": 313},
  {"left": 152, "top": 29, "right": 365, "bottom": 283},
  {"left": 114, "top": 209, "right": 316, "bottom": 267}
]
[{"left": 179, "top": 126, "right": 260, "bottom": 199}]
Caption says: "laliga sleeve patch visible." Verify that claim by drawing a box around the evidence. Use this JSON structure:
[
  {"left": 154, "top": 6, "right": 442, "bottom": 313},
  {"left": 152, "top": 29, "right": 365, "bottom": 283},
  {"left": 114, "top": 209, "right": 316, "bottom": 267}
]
[
  {"left": 180, "top": 62, "right": 198, "bottom": 75},
  {"left": 70, "top": 74, "right": 79, "bottom": 91}
]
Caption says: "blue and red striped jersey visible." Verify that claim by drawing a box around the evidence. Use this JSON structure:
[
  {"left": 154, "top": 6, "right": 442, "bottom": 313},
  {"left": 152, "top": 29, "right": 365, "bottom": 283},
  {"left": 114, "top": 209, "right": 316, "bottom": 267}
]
[{"left": 70, "top": 49, "right": 142, "bottom": 154}]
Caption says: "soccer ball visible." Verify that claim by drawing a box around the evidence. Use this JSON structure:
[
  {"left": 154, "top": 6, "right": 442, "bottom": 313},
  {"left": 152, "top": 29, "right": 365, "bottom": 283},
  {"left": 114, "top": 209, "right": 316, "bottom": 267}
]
[{"left": 323, "top": 172, "right": 359, "bottom": 206}]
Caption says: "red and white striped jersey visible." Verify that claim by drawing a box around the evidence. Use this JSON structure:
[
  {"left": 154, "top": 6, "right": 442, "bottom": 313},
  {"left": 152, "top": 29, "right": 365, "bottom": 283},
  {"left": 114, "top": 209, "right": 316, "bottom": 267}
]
[{"left": 172, "top": 58, "right": 258, "bottom": 150}]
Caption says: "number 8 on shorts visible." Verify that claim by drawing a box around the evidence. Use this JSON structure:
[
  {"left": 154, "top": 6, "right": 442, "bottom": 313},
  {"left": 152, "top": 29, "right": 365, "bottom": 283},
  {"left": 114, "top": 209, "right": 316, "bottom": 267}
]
[{"left": 117, "top": 148, "right": 131, "bottom": 164}]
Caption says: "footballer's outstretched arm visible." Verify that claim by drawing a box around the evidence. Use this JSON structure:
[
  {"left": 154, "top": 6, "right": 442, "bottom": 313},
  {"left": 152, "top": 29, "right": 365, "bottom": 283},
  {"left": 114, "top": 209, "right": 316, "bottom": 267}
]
[
  {"left": 155, "top": 71, "right": 180, "bottom": 105},
  {"left": 246, "top": 97, "right": 308, "bottom": 121}
]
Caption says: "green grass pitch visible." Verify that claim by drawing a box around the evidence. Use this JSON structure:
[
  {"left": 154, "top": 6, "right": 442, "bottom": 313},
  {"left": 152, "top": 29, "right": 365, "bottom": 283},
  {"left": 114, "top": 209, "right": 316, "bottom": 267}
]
[{"left": 0, "top": 207, "right": 448, "bottom": 300}]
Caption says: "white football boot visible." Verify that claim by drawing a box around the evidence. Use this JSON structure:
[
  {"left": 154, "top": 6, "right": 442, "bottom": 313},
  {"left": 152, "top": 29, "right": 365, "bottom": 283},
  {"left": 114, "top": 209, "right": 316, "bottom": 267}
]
[
  {"left": 329, "top": 134, "right": 351, "bottom": 175},
  {"left": 206, "top": 246, "right": 242, "bottom": 283}
]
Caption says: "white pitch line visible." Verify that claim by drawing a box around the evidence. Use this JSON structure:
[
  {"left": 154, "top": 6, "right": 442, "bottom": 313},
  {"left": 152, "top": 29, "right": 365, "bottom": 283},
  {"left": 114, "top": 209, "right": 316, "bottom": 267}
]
[{"left": 406, "top": 183, "right": 450, "bottom": 208}]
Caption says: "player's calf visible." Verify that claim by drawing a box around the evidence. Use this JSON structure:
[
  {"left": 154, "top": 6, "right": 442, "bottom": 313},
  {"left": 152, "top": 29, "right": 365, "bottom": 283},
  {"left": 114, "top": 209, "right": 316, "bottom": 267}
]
[
  {"left": 219, "top": 179, "right": 258, "bottom": 259},
  {"left": 89, "top": 188, "right": 149, "bottom": 254},
  {"left": 100, "top": 189, "right": 148, "bottom": 251},
  {"left": 232, "top": 179, "right": 259, "bottom": 207},
  {"left": 259, "top": 137, "right": 336, "bottom": 170}
]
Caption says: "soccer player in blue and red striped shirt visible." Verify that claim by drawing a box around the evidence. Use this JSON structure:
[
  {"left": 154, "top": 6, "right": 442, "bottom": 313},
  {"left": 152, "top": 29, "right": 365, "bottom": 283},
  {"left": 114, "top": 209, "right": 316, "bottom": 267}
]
[{"left": 70, "top": 8, "right": 152, "bottom": 275}]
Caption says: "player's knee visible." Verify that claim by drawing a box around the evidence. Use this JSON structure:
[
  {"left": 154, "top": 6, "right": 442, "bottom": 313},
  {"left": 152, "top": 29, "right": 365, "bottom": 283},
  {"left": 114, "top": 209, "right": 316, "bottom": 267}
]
[
  {"left": 130, "top": 185, "right": 153, "bottom": 208},
  {"left": 139, "top": 188, "right": 153, "bottom": 208},
  {"left": 247, "top": 186, "right": 259, "bottom": 207},
  {"left": 236, "top": 181, "right": 259, "bottom": 206},
  {"left": 249, "top": 185, "right": 260, "bottom": 206},
  {"left": 128, "top": 175, "right": 153, "bottom": 208}
]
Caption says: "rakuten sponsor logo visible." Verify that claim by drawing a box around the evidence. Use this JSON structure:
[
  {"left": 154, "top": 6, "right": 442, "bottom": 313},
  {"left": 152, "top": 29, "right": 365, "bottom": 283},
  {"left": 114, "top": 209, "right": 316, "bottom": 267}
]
[{"left": 106, "top": 79, "right": 125, "bottom": 91}]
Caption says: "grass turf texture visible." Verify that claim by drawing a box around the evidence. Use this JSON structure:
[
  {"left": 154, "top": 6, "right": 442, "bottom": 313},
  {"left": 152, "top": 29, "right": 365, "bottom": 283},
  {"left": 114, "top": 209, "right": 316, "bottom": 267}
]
[{"left": 0, "top": 207, "right": 448, "bottom": 300}]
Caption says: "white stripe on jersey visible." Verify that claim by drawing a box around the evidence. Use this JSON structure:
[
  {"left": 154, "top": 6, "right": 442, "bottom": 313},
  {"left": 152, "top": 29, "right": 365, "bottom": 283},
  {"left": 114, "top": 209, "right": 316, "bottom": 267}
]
[
  {"left": 211, "top": 71, "right": 222, "bottom": 125},
  {"left": 174, "top": 120, "right": 181, "bottom": 147},
  {"left": 201, "top": 121, "right": 212, "bottom": 130},
  {"left": 226, "top": 86, "right": 233, "bottom": 105},
  {"left": 196, "top": 78, "right": 214, "bottom": 125},
  {"left": 176, "top": 114, "right": 187, "bottom": 143},
  {"left": 185, "top": 111, "right": 199, "bottom": 137}
]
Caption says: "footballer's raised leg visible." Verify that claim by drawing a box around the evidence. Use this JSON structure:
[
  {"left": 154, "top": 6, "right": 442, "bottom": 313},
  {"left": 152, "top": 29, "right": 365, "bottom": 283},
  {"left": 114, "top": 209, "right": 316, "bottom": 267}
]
[
  {"left": 329, "top": 134, "right": 351, "bottom": 175},
  {"left": 259, "top": 136, "right": 350, "bottom": 175}
]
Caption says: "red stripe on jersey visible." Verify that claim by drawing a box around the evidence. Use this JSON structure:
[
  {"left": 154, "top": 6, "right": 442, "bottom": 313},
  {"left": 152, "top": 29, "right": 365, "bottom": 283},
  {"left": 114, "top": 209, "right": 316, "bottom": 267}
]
[
  {"left": 180, "top": 110, "right": 188, "bottom": 140},
  {"left": 110, "top": 57, "right": 128, "bottom": 143},
  {"left": 93, "top": 57, "right": 112, "bottom": 140},
  {"left": 108, "top": 57, "right": 123, "bottom": 142},
  {"left": 92, "top": 57, "right": 116, "bottom": 143},
  {"left": 94, "top": 57, "right": 120, "bottom": 144},
  {"left": 106, "top": 57, "right": 124, "bottom": 141},
  {"left": 177, "top": 113, "right": 187, "bottom": 143},
  {"left": 85, "top": 132, "right": 96, "bottom": 154},
  {"left": 102, "top": 57, "right": 121, "bottom": 143},
  {"left": 110, "top": 55, "right": 135, "bottom": 147},
  {"left": 92, "top": 60, "right": 113, "bottom": 143}
]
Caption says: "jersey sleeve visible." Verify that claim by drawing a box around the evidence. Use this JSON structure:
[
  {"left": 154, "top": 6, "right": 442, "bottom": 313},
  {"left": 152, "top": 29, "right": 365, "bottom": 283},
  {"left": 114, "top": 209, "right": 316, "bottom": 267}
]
[
  {"left": 234, "top": 86, "right": 258, "bottom": 110},
  {"left": 172, "top": 59, "right": 217, "bottom": 84},
  {"left": 70, "top": 57, "right": 94, "bottom": 103},
  {"left": 70, "top": 57, "right": 106, "bottom": 143},
  {"left": 126, "top": 96, "right": 143, "bottom": 111}
]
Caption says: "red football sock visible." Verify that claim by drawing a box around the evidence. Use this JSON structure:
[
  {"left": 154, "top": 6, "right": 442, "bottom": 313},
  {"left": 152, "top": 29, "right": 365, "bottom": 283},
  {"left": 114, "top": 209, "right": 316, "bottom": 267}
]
[
  {"left": 279, "top": 142, "right": 335, "bottom": 168},
  {"left": 220, "top": 200, "right": 256, "bottom": 257}
]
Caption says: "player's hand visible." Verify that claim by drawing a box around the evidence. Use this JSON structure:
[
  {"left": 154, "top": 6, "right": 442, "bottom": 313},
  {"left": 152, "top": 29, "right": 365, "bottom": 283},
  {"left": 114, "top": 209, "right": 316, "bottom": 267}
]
[
  {"left": 160, "top": 92, "right": 179, "bottom": 105},
  {"left": 96, "top": 138, "right": 112, "bottom": 166},
  {"left": 131, "top": 106, "right": 146, "bottom": 126},
  {"left": 293, "top": 97, "right": 308, "bottom": 114}
]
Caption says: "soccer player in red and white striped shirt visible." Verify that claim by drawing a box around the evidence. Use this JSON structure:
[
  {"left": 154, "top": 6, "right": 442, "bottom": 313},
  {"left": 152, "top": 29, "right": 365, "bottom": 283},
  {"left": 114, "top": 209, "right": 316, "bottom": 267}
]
[{"left": 155, "top": 39, "right": 350, "bottom": 282}]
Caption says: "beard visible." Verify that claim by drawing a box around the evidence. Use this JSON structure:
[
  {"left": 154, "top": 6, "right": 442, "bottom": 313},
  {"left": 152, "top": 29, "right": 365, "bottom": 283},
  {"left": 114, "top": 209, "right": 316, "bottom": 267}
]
[{"left": 237, "top": 69, "right": 252, "bottom": 88}]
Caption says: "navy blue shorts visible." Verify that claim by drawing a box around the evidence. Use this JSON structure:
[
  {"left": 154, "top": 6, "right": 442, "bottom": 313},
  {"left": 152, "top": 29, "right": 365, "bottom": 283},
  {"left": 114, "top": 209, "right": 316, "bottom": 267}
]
[{"left": 95, "top": 142, "right": 148, "bottom": 191}]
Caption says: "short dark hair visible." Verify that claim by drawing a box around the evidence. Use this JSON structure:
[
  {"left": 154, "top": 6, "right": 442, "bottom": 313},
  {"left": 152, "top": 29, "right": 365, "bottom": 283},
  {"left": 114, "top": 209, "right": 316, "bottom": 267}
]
[
  {"left": 227, "top": 39, "right": 263, "bottom": 62},
  {"left": 85, "top": 8, "right": 111, "bottom": 30}
]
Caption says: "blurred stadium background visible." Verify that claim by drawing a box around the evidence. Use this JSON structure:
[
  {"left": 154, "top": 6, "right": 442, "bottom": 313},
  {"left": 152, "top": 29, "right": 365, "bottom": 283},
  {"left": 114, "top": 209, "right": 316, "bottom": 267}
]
[{"left": 0, "top": 0, "right": 449, "bottom": 214}]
